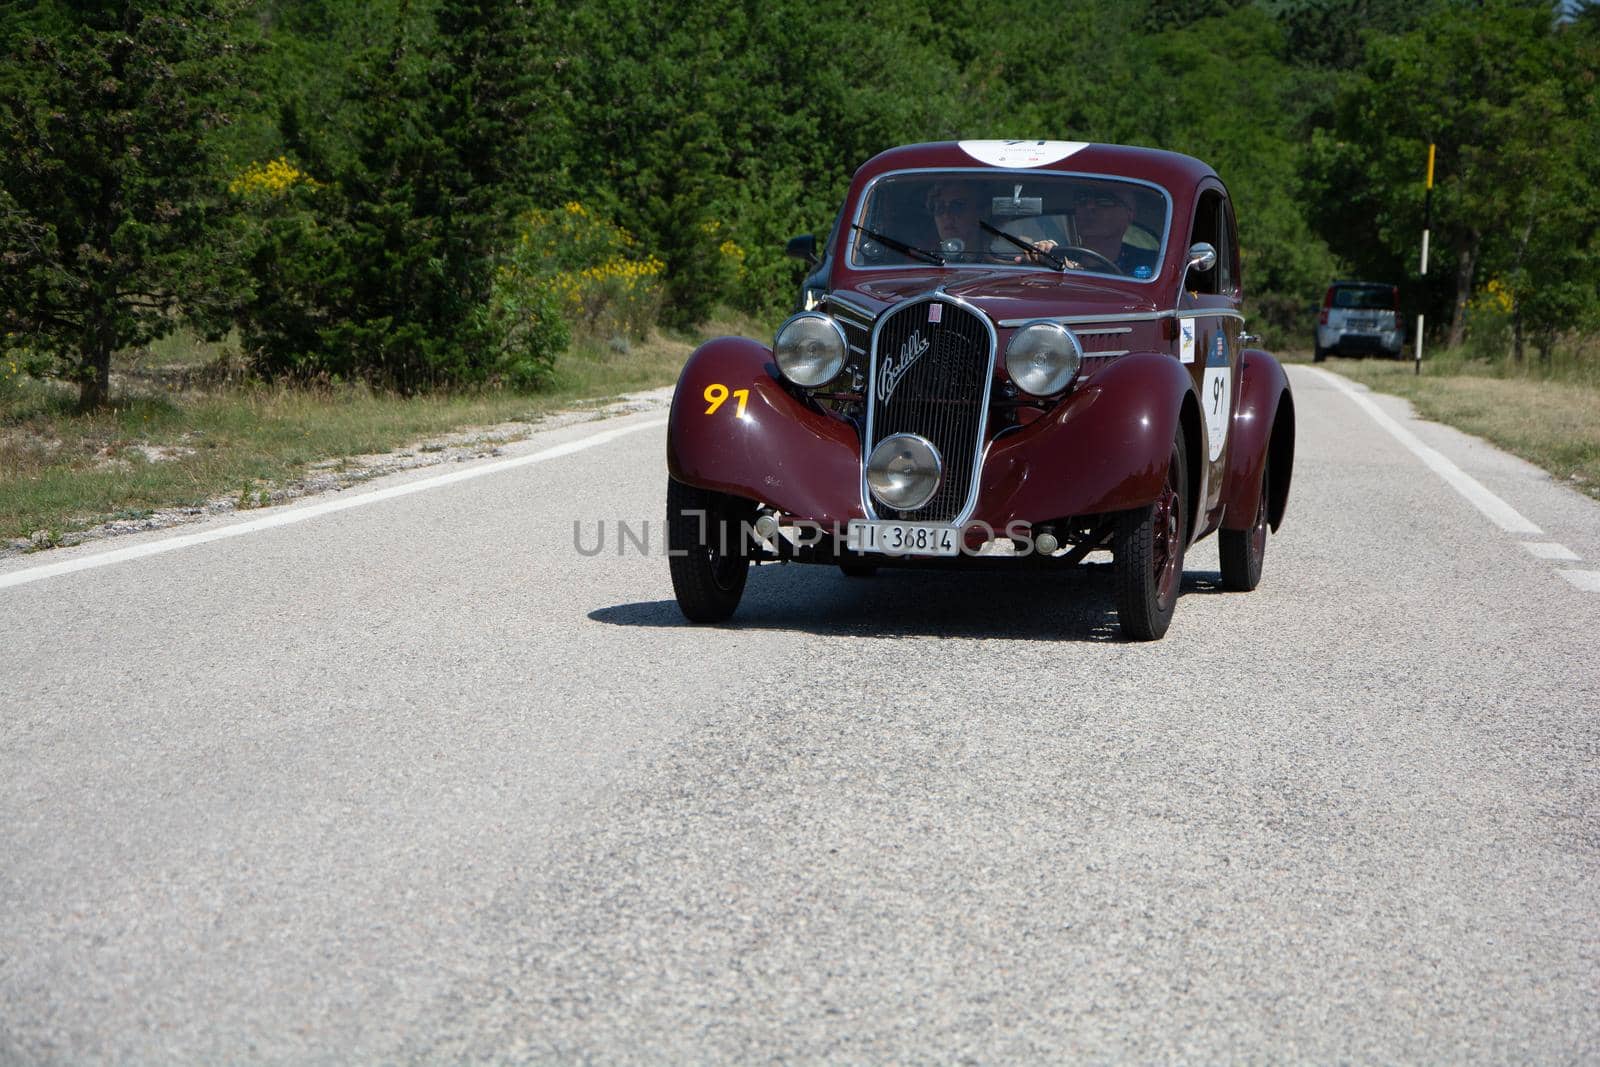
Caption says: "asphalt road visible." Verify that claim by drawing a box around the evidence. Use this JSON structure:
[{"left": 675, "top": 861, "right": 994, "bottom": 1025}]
[{"left": 2, "top": 366, "right": 1597, "bottom": 1064}]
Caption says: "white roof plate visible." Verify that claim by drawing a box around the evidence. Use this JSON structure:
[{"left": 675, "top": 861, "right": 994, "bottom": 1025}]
[{"left": 957, "top": 140, "right": 1090, "bottom": 168}]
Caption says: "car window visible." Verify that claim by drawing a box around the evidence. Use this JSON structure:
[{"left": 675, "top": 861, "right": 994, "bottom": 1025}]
[
  {"left": 1188, "top": 190, "right": 1225, "bottom": 295},
  {"left": 1333, "top": 287, "right": 1392, "bottom": 310},
  {"left": 850, "top": 170, "right": 1169, "bottom": 280}
]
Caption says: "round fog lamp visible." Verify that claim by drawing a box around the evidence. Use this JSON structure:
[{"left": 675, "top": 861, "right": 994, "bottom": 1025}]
[
  {"left": 1005, "top": 320, "right": 1083, "bottom": 396},
  {"left": 867, "top": 433, "right": 942, "bottom": 511},
  {"left": 773, "top": 312, "right": 847, "bottom": 387}
]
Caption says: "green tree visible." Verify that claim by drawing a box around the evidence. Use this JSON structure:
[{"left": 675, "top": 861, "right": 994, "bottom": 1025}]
[
  {"left": 243, "top": 0, "right": 571, "bottom": 388},
  {"left": 0, "top": 1, "right": 252, "bottom": 408},
  {"left": 1307, "top": 0, "right": 1581, "bottom": 347},
  {"left": 1495, "top": 17, "right": 1600, "bottom": 360}
]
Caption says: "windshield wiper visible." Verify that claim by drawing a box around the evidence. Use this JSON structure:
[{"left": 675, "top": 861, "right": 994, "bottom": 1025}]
[
  {"left": 981, "top": 220, "right": 1066, "bottom": 271},
  {"left": 851, "top": 224, "right": 944, "bottom": 266}
]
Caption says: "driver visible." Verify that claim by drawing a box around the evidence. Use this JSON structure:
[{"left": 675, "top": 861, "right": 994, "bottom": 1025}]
[
  {"left": 1063, "top": 185, "right": 1157, "bottom": 276},
  {"left": 1002, "top": 184, "right": 1159, "bottom": 276}
]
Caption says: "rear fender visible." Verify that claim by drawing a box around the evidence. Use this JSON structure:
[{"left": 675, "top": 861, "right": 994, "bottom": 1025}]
[
  {"left": 977, "top": 352, "right": 1199, "bottom": 528},
  {"left": 666, "top": 337, "right": 864, "bottom": 524},
  {"left": 1220, "top": 349, "right": 1295, "bottom": 532}
]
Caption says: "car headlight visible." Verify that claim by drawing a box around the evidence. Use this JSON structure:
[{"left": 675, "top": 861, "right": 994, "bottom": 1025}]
[
  {"left": 1005, "top": 321, "right": 1083, "bottom": 396},
  {"left": 866, "top": 433, "right": 942, "bottom": 511},
  {"left": 773, "top": 312, "right": 847, "bottom": 387}
]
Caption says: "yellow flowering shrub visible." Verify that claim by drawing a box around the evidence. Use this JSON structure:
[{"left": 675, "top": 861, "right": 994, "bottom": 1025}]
[
  {"left": 502, "top": 202, "right": 665, "bottom": 341},
  {"left": 228, "top": 157, "right": 320, "bottom": 198},
  {"left": 1473, "top": 278, "right": 1515, "bottom": 314}
]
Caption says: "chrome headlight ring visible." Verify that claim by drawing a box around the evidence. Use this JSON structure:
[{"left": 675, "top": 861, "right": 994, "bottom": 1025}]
[
  {"left": 1005, "top": 320, "right": 1083, "bottom": 397},
  {"left": 773, "top": 312, "right": 848, "bottom": 388},
  {"left": 866, "top": 432, "right": 942, "bottom": 511}
]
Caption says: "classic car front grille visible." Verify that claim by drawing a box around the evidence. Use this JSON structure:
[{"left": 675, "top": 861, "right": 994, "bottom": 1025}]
[{"left": 867, "top": 298, "right": 993, "bottom": 522}]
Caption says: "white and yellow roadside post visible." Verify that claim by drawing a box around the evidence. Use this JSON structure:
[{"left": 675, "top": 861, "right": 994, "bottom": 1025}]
[{"left": 1416, "top": 142, "right": 1434, "bottom": 375}]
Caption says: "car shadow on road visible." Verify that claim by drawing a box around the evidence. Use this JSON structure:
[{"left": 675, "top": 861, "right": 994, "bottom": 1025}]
[{"left": 590, "top": 564, "right": 1230, "bottom": 643}]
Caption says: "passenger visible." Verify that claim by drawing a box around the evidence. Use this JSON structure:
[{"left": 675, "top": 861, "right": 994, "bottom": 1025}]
[{"left": 924, "top": 180, "right": 984, "bottom": 257}]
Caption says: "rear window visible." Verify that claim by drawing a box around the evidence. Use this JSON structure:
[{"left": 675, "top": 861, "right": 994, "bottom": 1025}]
[{"left": 1331, "top": 286, "right": 1393, "bottom": 310}]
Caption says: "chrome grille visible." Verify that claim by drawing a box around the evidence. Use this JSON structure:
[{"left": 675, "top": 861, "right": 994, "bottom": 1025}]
[{"left": 867, "top": 297, "right": 994, "bottom": 522}]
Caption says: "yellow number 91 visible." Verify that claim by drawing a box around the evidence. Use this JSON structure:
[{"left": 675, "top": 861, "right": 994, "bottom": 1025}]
[{"left": 703, "top": 383, "right": 749, "bottom": 417}]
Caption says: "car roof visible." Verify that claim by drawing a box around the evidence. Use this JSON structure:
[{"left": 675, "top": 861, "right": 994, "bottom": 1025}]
[{"left": 854, "top": 141, "right": 1220, "bottom": 191}]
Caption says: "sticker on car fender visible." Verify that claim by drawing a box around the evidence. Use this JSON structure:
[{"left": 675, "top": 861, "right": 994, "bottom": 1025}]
[
  {"left": 1203, "top": 332, "right": 1231, "bottom": 461},
  {"left": 1179, "top": 319, "right": 1196, "bottom": 364}
]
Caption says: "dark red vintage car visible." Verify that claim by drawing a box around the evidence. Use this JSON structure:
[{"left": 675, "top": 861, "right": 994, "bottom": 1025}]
[{"left": 665, "top": 140, "right": 1295, "bottom": 639}]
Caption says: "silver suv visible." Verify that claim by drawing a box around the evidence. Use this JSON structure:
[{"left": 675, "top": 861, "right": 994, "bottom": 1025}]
[{"left": 1314, "top": 281, "right": 1402, "bottom": 362}]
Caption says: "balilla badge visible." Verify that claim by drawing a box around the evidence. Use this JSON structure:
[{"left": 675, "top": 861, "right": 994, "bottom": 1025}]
[{"left": 878, "top": 328, "right": 930, "bottom": 403}]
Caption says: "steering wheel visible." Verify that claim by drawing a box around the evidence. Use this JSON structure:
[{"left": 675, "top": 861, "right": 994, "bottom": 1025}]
[{"left": 1055, "top": 245, "right": 1122, "bottom": 274}]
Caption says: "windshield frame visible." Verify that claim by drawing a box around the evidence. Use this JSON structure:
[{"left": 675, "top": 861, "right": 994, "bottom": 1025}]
[{"left": 845, "top": 166, "right": 1174, "bottom": 284}]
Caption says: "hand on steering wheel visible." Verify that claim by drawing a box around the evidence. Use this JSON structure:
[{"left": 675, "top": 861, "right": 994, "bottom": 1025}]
[{"left": 1038, "top": 243, "right": 1122, "bottom": 274}]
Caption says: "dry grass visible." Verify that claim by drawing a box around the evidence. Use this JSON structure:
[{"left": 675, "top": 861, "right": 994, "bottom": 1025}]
[
  {"left": 1324, "top": 356, "right": 1600, "bottom": 502},
  {"left": 1, "top": 316, "right": 755, "bottom": 543}
]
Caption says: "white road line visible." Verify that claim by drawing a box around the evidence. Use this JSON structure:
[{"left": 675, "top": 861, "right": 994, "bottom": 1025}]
[
  {"left": 1521, "top": 542, "right": 1581, "bottom": 561},
  {"left": 1310, "top": 368, "right": 1542, "bottom": 535},
  {"left": 1558, "top": 571, "right": 1600, "bottom": 593},
  {"left": 1, "top": 417, "right": 668, "bottom": 592}
]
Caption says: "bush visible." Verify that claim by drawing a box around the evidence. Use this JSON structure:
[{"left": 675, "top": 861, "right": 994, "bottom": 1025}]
[
  {"left": 501, "top": 203, "right": 666, "bottom": 342},
  {"left": 1463, "top": 279, "right": 1515, "bottom": 363},
  {"left": 483, "top": 268, "right": 570, "bottom": 390}
]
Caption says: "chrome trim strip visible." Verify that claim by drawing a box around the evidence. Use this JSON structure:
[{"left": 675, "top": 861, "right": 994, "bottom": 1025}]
[
  {"left": 823, "top": 293, "right": 876, "bottom": 327},
  {"left": 847, "top": 166, "right": 1173, "bottom": 285},
  {"left": 1083, "top": 349, "right": 1129, "bottom": 358},
  {"left": 997, "top": 308, "right": 1247, "bottom": 328},
  {"left": 1074, "top": 325, "right": 1132, "bottom": 336},
  {"left": 862, "top": 291, "right": 998, "bottom": 527}
]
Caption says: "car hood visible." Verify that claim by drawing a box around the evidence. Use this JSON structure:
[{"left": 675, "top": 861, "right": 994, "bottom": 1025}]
[{"left": 833, "top": 269, "right": 1161, "bottom": 324}]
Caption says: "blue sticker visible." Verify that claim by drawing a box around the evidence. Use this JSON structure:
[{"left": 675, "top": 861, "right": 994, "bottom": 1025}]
[
  {"left": 1209, "top": 331, "right": 1229, "bottom": 365},
  {"left": 1133, "top": 265, "right": 1153, "bottom": 279}
]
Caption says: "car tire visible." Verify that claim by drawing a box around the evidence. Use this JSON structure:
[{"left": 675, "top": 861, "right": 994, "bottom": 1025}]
[
  {"left": 1219, "top": 455, "right": 1269, "bottom": 592},
  {"left": 666, "top": 478, "right": 754, "bottom": 622},
  {"left": 1114, "top": 432, "right": 1188, "bottom": 641}
]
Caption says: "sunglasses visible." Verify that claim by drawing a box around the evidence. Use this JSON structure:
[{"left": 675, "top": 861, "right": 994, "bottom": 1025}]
[
  {"left": 927, "top": 197, "right": 972, "bottom": 216},
  {"left": 1073, "top": 191, "right": 1128, "bottom": 209}
]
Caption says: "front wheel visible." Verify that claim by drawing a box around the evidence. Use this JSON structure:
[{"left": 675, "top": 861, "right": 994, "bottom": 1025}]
[
  {"left": 1114, "top": 432, "right": 1189, "bottom": 641},
  {"left": 666, "top": 478, "right": 754, "bottom": 622},
  {"left": 1219, "top": 455, "right": 1269, "bottom": 592}
]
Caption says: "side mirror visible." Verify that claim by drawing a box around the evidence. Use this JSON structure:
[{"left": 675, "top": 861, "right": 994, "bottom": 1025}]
[
  {"left": 1172, "top": 242, "right": 1219, "bottom": 319},
  {"left": 1184, "top": 242, "right": 1217, "bottom": 276},
  {"left": 786, "top": 233, "right": 819, "bottom": 268}
]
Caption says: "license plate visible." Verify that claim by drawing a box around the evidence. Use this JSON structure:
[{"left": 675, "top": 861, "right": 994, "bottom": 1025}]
[{"left": 847, "top": 520, "right": 961, "bottom": 556}]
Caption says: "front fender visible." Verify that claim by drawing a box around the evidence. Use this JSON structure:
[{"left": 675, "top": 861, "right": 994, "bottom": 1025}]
[
  {"left": 975, "top": 352, "right": 1198, "bottom": 529},
  {"left": 1220, "top": 349, "right": 1295, "bottom": 532},
  {"left": 666, "top": 337, "right": 864, "bottom": 525}
]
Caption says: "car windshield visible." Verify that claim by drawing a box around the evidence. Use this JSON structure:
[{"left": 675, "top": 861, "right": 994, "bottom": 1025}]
[
  {"left": 851, "top": 170, "right": 1168, "bottom": 280},
  {"left": 1333, "top": 286, "right": 1394, "bottom": 310}
]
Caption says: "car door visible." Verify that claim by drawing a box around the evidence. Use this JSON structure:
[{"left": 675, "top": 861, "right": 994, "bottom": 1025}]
[{"left": 1175, "top": 184, "right": 1242, "bottom": 521}]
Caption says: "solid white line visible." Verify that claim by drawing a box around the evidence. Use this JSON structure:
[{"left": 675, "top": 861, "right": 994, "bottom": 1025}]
[
  {"left": 1557, "top": 570, "right": 1600, "bottom": 593},
  {"left": 1309, "top": 368, "right": 1542, "bottom": 535},
  {"left": 1521, "top": 541, "right": 1580, "bottom": 561},
  {"left": 0, "top": 417, "right": 668, "bottom": 591}
]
